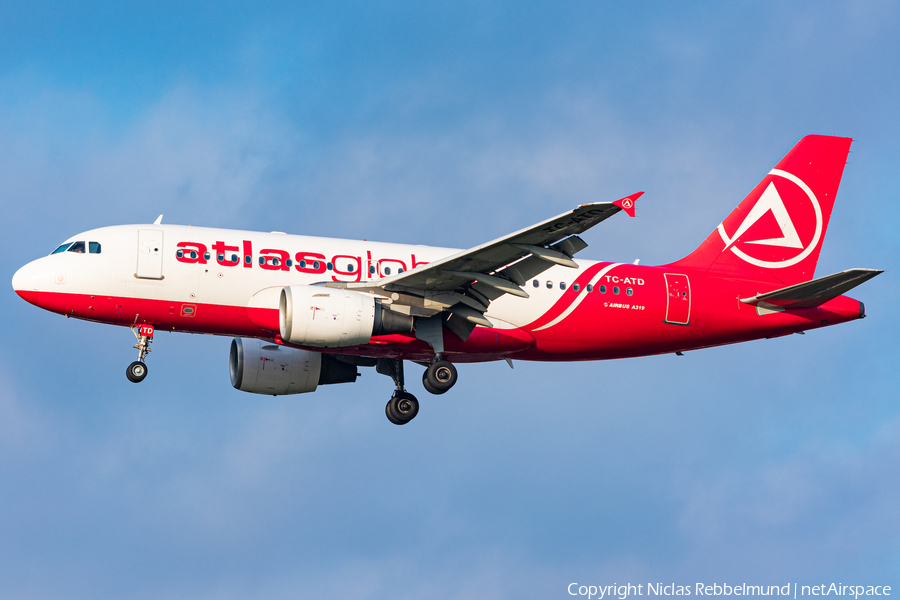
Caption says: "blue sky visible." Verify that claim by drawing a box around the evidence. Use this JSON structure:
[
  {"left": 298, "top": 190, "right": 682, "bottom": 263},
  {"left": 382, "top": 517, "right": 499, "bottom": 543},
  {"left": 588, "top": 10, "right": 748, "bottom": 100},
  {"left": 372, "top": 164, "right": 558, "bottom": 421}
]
[{"left": 2, "top": 2, "right": 898, "bottom": 598}]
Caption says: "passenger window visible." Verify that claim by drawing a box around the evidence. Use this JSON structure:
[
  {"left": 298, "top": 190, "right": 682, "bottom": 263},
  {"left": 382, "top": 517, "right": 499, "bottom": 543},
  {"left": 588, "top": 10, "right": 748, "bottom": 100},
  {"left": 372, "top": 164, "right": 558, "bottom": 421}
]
[
  {"left": 286, "top": 259, "right": 293, "bottom": 267},
  {"left": 599, "top": 285, "right": 607, "bottom": 293},
  {"left": 218, "top": 253, "right": 225, "bottom": 261},
  {"left": 347, "top": 264, "right": 355, "bottom": 272},
  {"left": 300, "top": 260, "right": 307, "bottom": 268},
  {"left": 89, "top": 242, "right": 101, "bottom": 254},
  {"left": 586, "top": 284, "right": 593, "bottom": 292},
  {"left": 384, "top": 267, "right": 391, "bottom": 275},
  {"left": 533, "top": 280, "right": 539, "bottom": 288},
  {"left": 52, "top": 242, "right": 73, "bottom": 254},
  {"left": 259, "top": 257, "right": 265, "bottom": 265},
  {"left": 546, "top": 281, "right": 552, "bottom": 289},
  {"left": 244, "top": 255, "right": 251, "bottom": 264},
  {"left": 231, "top": 254, "right": 239, "bottom": 263},
  {"left": 312, "top": 261, "right": 320, "bottom": 270},
  {"left": 369, "top": 266, "right": 376, "bottom": 274},
  {"left": 398, "top": 268, "right": 404, "bottom": 273},
  {"left": 559, "top": 282, "right": 566, "bottom": 290},
  {"left": 190, "top": 251, "right": 197, "bottom": 259},
  {"left": 573, "top": 283, "right": 580, "bottom": 292},
  {"left": 67, "top": 241, "right": 86, "bottom": 254},
  {"left": 626, "top": 287, "right": 633, "bottom": 296},
  {"left": 327, "top": 262, "right": 333, "bottom": 271},
  {"left": 176, "top": 249, "right": 184, "bottom": 258},
  {"left": 203, "top": 251, "right": 210, "bottom": 260},
  {"left": 273, "top": 258, "right": 280, "bottom": 266},
  {"left": 613, "top": 286, "right": 620, "bottom": 295}
]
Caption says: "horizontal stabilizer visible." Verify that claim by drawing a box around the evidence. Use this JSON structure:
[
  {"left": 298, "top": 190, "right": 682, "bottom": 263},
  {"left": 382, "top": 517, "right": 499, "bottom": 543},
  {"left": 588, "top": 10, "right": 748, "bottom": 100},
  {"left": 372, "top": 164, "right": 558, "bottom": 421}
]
[{"left": 740, "top": 268, "right": 882, "bottom": 309}]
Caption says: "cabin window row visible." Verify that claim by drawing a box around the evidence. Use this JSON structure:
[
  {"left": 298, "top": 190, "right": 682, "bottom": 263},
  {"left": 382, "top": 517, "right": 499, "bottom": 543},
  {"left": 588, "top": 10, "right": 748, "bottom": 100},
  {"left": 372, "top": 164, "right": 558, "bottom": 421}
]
[{"left": 531, "top": 279, "right": 634, "bottom": 296}]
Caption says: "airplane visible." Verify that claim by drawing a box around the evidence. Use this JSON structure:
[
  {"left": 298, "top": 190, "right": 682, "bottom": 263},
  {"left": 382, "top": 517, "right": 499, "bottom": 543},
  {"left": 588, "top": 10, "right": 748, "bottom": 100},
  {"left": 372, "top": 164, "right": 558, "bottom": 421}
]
[{"left": 11, "top": 134, "right": 881, "bottom": 425}]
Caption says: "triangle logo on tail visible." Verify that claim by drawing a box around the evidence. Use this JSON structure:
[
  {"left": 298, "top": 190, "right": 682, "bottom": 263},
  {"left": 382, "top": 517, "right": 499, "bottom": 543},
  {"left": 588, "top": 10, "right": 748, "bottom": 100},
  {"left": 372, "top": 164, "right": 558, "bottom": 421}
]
[
  {"left": 723, "top": 182, "right": 802, "bottom": 250},
  {"left": 715, "top": 169, "right": 824, "bottom": 269}
]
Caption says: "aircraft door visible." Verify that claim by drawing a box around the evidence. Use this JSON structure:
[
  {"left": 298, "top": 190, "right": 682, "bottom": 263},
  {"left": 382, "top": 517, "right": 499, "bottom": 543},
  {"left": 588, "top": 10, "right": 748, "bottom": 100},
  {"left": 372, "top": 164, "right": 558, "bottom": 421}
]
[
  {"left": 663, "top": 273, "right": 691, "bottom": 325},
  {"left": 136, "top": 229, "right": 164, "bottom": 280}
]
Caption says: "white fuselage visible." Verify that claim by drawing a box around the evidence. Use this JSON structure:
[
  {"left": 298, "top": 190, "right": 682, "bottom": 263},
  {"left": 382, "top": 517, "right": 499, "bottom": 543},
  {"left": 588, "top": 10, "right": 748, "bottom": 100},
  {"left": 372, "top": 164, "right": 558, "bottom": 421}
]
[{"left": 13, "top": 223, "right": 590, "bottom": 332}]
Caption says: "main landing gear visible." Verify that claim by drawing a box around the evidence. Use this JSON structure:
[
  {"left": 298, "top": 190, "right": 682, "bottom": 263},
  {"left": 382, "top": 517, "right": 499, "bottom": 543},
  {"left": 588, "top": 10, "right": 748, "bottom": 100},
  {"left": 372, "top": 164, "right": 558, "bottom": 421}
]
[
  {"left": 376, "top": 357, "right": 460, "bottom": 425},
  {"left": 126, "top": 324, "right": 155, "bottom": 383},
  {"left": 377, "top": 358, "right": 419, "bottom": 425},
  {"left": 422, "top": 359, "right": 458, "bottom": 395}
]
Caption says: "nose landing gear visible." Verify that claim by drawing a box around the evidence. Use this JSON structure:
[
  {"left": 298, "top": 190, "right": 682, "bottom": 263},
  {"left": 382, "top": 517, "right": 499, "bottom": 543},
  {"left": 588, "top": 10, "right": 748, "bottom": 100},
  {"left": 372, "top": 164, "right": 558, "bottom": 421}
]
[
  {"left": 126, "top": 324, "right": 154, "bottom": 383},
  {"left": 377, "top": 358, "right": 419, "bottom": 425}
]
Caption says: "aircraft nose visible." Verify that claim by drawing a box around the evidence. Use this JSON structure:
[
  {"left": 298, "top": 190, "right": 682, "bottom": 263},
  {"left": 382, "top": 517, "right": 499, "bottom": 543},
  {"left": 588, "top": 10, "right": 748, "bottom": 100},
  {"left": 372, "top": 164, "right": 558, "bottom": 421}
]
[
  {"left": 12, "top": 264, "right": 26, "bottom": 294},
  {"left": 11, "top": 260, "right": 44, "bottom": 302}
]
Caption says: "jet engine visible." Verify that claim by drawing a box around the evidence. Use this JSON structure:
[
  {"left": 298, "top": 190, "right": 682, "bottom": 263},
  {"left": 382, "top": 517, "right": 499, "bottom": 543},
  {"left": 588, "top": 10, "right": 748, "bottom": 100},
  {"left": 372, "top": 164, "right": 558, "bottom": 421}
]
[
  {"left": 279, "top": 285, "right": 413, "bottom": 347},
  {"left": 229, "top": 337, "right": 359, "bottom": 395}
]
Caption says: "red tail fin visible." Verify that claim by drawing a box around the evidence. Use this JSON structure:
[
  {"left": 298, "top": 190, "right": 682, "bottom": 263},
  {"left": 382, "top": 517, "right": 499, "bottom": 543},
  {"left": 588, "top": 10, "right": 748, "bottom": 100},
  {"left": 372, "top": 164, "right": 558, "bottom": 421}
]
[{"left": 670, "top": 135, "right": 852, "bottom": 285}]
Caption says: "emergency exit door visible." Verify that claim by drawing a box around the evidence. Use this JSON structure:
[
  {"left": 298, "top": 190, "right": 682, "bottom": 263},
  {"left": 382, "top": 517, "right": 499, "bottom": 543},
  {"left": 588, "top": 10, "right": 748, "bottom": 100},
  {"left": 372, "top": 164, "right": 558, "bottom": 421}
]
[
  {"left": 136, "top": 229, "right": 164, "bottom": 280},
  {"left": 663, "top": 273, "right": 691, "bottom": 325}
]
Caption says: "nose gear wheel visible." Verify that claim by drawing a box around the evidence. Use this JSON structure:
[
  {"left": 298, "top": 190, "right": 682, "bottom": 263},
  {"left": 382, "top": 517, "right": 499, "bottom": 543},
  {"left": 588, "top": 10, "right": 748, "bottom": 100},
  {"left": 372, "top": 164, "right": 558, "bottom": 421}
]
[{"left": 126, "top": 361, "right": 148, "bottom": 383}]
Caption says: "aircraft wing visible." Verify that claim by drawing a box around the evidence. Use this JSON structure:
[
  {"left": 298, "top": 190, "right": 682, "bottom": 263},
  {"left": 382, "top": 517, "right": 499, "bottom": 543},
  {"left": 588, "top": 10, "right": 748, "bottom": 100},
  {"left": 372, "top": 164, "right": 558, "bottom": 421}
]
[
  {"left": 334, "top": 193, "right": 642, "bottom": 339},
  {"left": 380, "top": 192, "right": 642, "bottom": 294}
]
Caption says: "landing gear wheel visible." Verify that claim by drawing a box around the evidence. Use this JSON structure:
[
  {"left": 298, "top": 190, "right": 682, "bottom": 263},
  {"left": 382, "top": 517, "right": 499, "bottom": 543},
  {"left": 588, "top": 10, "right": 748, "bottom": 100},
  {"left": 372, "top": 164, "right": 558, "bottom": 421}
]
[
  {"left": 385, "top": 392, "right": 419, "bottom": 425},
  {"left": 126, "top": 361, "right": 148, "bottom": 383},
  {"left": 423, "top": 360, "right": 457, "bottom": 395},
  {"left": 422, "top": 373, "right": 440, "bottom": 395}
]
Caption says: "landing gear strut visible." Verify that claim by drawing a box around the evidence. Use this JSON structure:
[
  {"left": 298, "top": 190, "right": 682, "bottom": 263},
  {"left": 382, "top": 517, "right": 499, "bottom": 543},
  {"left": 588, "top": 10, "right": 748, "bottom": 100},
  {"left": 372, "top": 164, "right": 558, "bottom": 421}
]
[
  {"left": 377, "top": 358, "right": 419, "bottom": 425},
  {"left": 422, "top": 359, "right": 457, "bottom": 395},
  {"left": 126, "top": 324, "right": 154, "bottom": 383}
]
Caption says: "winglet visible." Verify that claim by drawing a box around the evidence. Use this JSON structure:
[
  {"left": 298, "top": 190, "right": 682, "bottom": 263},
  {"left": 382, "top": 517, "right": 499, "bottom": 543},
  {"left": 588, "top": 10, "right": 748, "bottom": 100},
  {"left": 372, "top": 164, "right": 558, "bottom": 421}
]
[{"left": 612, "top": 192, "right": 643, "bottom": 217}]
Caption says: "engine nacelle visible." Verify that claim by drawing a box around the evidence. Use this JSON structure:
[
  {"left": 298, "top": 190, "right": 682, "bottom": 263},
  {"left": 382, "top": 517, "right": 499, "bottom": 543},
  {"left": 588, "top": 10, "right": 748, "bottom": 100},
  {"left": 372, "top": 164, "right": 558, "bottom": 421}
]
[
  {"left": 229, "top": 337, "right": 358, "bottom": 395},
  {"left": 279, "top": 285, "right": 413, "bottom": 347}
]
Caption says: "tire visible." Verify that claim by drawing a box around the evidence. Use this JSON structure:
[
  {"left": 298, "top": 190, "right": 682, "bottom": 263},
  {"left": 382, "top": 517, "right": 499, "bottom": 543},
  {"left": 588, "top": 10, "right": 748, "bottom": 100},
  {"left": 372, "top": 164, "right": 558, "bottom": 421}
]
[
  {"left": 385, "top": 398, "right": 404, "bottom": 425},
  {"left": 424, "top": 360, "right": 457, "bottom": 394},
  {"left": 385, "top": 392, "right": 418, "bottom": 425},
  {"left": 126, "top": 361, "right": 148, "bottom": 383},
  {"left": 422, "top": 372, "right": 441, "bottom": 395}
]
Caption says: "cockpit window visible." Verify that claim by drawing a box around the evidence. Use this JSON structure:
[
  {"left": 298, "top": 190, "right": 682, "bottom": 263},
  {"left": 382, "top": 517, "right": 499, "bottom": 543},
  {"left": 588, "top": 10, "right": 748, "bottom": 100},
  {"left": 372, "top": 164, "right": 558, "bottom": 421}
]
[
  {"left": 67, "top": 241, "right": 86, "bottom": 254},
  {"left": 89, "top": 242, "right": 101, "bottom": 254},
  {"left": 52, "top": 242, "right": 73, "bottom": 254}
]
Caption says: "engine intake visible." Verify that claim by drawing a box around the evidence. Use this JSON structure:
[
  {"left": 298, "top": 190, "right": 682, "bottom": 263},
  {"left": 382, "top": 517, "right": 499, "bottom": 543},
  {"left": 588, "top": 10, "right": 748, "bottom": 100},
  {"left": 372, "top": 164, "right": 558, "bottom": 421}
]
[{"left": 229, "top": 338, "right": 358, "bottom": 396}]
